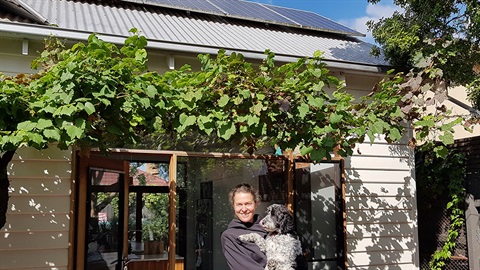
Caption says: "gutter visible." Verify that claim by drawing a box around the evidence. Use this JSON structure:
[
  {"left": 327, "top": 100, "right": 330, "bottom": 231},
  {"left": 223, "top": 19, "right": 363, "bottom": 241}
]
[
  {"left": 0, "top": 21, "right": 387, "bottom": 74},
  {"left": 0, "top": 0, "right": 49, "bottom": 24},
  {"left": 447, "top": 94, "right": 480, "bottom": 118}
]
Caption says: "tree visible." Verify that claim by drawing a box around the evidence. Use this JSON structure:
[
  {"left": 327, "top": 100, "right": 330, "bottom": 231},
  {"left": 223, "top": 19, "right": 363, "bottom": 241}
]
[
  {"left": 367, "top": 0, "right": 480, "bottom": 110},
  {"left": 0, "top": 29, "right": 474, "bottom": 230},
  {"left": 367, "top": 2, "right": 480, "bottom": 268}
]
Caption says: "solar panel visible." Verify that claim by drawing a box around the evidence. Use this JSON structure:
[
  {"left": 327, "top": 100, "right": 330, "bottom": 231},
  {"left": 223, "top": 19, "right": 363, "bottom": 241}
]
[
  {"left": 123, "top": 0, "right": 364, "bottom": 36},
  {"left": 126, "top": 0, "right": 223, "bottom": 14},
  {"left": 265, "top": 4, "right": 363, "bottom": 36},
  {"left": 208, "top": 0, "right": 298, "bottom": 26}
]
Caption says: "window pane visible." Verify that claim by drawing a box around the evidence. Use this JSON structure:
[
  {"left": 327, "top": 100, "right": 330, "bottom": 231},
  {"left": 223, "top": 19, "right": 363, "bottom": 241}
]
[
  {"left": 178, "top": 156, "right": 287, "bottom": 270},
  {"left": 128, "top": 192, "right": 169, "bottom": 256},
  {"left": 129, "top": 162, "right": 169, "bottom": 187},
  {"left": 295, "top": 162, "right": 342, "bottom": 269},
  {"left": 87, "top": 169, "right": 121, "bottom": 270}
]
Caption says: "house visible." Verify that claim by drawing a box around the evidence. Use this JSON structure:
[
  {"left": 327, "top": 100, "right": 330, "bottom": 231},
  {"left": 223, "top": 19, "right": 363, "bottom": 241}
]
[{"left": 0, "top": 0, "right": 420, "bottom": 269}]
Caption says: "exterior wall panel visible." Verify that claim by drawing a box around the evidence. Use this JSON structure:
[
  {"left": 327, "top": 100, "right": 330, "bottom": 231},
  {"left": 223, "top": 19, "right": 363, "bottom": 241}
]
[
  {"left": 1, "top": 213, "right": 70, "bottom": 231},
  {"left": 344, "top": 138, "right": 419, "bottom": 269},
  {"left": 0, "top": 231, "right": 69, "bottom": 250},
  {"left": 7, "top": 195, "right": 71, "bottom": 213},
  {"left": 0, "top": 249, "right": 69, "bottom": 270},
  {"left": 0, "top": 38, "right": 42, "bottom": 76},
  {"left": 347, "top": 223, "right": 415, "bottom": 238},
  {"left": 0, "top": 147, "right": 72, "bottom": 270},
  {"left": 348, "top": 250, "right": 416, "bottom": 268},
  {"left": 347, "top": 182, "right": 412, "bottom": 196},
  {"left": 6, "top": 177, "right": 71, "bottom": 195}
]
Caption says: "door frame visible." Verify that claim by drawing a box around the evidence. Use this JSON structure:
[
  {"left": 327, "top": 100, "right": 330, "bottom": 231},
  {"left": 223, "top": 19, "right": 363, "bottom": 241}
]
[
  {"left": 74, "top": 150, "right": 178, "bottom": 270},
  {"left": 72, "top": 148, "right": 346, "bottom": 270},
  {"left": 75, "top": 154, "right": 130, "bottom": 270}
]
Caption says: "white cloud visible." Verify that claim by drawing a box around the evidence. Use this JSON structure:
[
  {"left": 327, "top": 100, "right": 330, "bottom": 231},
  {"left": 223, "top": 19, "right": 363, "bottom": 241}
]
[
  {"left": 340, "top": 2, "right": 402, "bottom": 44},
  {"left": 366, "top": 3, "right": 400, "bottom": 18}
]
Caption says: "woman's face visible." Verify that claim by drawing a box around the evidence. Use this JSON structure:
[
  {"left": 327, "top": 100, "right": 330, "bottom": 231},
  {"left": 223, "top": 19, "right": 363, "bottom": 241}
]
[{"left": 232, "top": 191, "right": 257, "bottom": 223}]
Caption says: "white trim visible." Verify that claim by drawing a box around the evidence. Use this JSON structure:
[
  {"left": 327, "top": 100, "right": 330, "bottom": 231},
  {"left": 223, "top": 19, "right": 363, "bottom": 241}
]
[{"left": 0, "top": 21, "right": 388, "bottom": 74}]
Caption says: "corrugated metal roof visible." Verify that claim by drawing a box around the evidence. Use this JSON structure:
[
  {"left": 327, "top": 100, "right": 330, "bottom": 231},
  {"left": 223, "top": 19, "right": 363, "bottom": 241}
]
[
  {"left": 5, "top": 0, "right": 388, "bottom": 67},
  {"left": 121, "top": 0, "right": 365, "bottom": 37}
]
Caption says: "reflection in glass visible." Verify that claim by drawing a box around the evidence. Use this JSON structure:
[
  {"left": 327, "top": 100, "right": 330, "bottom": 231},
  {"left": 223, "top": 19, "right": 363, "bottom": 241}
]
[
  {"left": 86, "top": 170, "right": 122, "bottom": 270},
  {"left": 295, "top": 162, "right": 342, "bottom": 270},
  {"left": 128, "top": 162, "right": 170, "bottom": 256},
  {"left": 179, "top": 157, "right": 287, "bottom": 270}
]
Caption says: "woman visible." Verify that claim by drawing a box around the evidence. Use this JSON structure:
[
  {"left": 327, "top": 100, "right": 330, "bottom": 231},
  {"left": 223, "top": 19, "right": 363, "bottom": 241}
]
[{"left": 221, "top": 183, "right": 267, "bottom": 270}]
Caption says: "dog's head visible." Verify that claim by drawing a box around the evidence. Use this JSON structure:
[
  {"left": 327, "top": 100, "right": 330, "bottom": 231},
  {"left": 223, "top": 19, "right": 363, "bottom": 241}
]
[{"left": 260, "top": 204, "right": 294, "bottom": 234}]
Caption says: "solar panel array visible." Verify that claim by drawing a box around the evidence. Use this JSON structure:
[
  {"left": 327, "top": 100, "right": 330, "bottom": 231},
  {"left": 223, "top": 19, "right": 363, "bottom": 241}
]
[
  {"left": 209, "top": 0, "right": 293, "bottom": 25},
  {"left": 121, "top": 0, "right": 364, "bottom": 36}
]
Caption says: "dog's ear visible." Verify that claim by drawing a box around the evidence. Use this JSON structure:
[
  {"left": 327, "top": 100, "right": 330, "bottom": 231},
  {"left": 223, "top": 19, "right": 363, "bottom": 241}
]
[{"left": 278, "top": 206, "right": 294, "bottom": 233}]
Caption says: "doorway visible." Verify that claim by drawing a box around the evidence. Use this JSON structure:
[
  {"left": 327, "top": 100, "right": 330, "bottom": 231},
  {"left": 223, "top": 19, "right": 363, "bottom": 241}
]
[
  {"left": 77, "top": 153, "right": 183, "bottom": 270},
  {"left": 75, "top": 150, "right": 346, "bottom": 270},
  {"left": 295, "top": 161, "right": 346, "bottom": 269}
]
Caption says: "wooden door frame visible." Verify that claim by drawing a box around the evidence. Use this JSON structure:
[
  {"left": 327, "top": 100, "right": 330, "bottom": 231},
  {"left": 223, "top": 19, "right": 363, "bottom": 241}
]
[
  {"left": 74, "top": 154, "right": 128, "bottom": 270},
  {"left": 73, "top": 148, "right": 342, "bottom": 270}
]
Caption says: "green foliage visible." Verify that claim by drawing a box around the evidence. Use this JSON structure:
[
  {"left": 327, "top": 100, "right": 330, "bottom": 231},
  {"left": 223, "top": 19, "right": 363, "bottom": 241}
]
[
  {"left": 153, "top": 49, "right": 358, "bottom": 159},
  {"left": 1, "top": 28, "right": 157, "bottom": 152},
  {"left": 0, "top": 29, "right": 476, "bottom": 163},
  {"left": 142, "top": 193, "right": 169, "bottom": 241},
  {"left": 367, "top": 0, "right": 480, "bottom": 110},
  {"left": 416, "top": 147, "right": 466, "bottom": 270},
  {"left": 467, "top": 74, "right": 480, "bottom": 109},
  {"left": 0, "top": 74, "right": 35, "bottom": 151},
  {"left": 366, "top": 0, "right": 480, "bottom": 156}
]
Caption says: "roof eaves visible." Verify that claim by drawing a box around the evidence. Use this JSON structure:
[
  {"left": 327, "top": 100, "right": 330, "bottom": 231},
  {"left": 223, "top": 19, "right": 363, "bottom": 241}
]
[{"left": 0, "top": 20, "right": 388, "bottom": 74}]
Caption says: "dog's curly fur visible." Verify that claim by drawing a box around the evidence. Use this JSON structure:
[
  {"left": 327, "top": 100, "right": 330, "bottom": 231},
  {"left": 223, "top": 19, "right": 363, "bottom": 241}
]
[{"left": 238, "top": 204, "right": 307, "bottom": 270}]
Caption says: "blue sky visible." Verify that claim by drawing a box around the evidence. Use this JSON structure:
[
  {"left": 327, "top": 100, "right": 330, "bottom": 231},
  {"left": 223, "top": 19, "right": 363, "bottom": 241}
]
[{"left": 247, "top": 0, "right": 401, "bottom": 44}]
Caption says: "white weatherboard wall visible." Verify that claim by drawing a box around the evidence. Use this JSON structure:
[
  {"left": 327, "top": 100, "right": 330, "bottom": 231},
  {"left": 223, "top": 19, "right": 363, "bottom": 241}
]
[
  {"left": 344, "top": 137, "right": 418, "bottom": 269},
  {"left": 0, "top": 38, "right": 43, "bottom": 76},
  {"left": 0, "top": 147, "right": 73, "bottom": 270}
]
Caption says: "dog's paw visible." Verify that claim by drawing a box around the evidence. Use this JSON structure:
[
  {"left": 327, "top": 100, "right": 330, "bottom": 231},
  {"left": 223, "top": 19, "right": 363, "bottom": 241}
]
[
  {"left": 238, "top": 233, "right": 266, "bottom": 252},
  {"left": 237, "top": 233, "right": 255, "bottom": 243}
]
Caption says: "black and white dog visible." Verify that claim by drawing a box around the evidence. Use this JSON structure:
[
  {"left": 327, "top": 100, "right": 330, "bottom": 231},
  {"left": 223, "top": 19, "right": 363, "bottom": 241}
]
[{"left": 238, "top": 204, "right": 307, "bottom": 270}]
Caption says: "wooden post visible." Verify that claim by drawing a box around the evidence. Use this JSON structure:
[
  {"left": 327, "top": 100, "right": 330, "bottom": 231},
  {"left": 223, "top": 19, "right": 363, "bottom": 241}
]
[
  {"left": 123, "top": 161, "right": 130, "bottom": 261},
  {"left": 75, "top": 152, "right": 88, "bottom": 270},
  {"left": 168, "top": 154, "right": 178, "bottom": 270},
  {"left": 287, "top": 150, "right": 294, "bottom": 213},
  {"left": 68, "top": 148, "right": 77, "bottom": 270},
  {"left": 340, "top": 158, "right": 348, "bottom": 270}
]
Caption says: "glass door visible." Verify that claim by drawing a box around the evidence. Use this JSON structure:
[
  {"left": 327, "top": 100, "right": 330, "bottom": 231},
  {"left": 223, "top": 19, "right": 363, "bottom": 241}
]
[
  {"left": 79, "top": 154, "right": 184, "bottom": 270},
  {"left": 127, "top": 162, "right": 170, "bottom": 258},
  {"left": 81, "top": 154, "right": 130, "bottom": 270},
  {"left": 86, "top": 167, "right": 126, "bottom": 270},
  {"left": 295, "top": 162, "right": 345, "bottom": 270}
]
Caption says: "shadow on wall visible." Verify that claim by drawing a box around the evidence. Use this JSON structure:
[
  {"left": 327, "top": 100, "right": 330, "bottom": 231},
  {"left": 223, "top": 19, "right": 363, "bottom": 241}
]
[
  {"left": 342, "top": 143, "right": 417, "bottom": 269},
  {"left": 346, "top": 174, "right": 416, "bottom": 269},
  {"left": 1, "top": 147, "right": 72, "bottom": 269}
]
